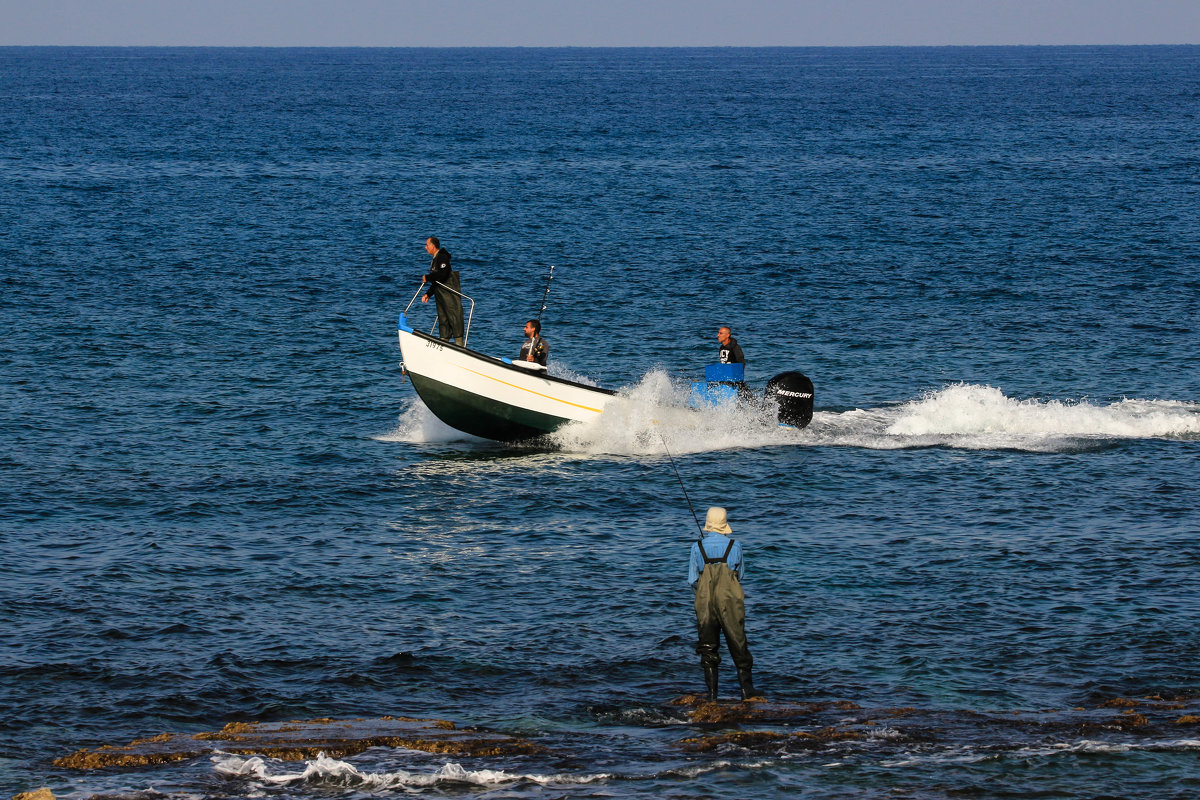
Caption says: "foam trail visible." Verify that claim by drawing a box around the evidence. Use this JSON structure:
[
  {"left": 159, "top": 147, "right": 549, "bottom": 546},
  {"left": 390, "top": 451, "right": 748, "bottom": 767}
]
[
  {"left": 551, "top": 377, "right": 1200, "bottom": 455},
  {"left": 821, "top": 384, "right": 1200, "bottom": 452},
  {"left": 212, "top": 752, "right": 611, "bottom": 788}
]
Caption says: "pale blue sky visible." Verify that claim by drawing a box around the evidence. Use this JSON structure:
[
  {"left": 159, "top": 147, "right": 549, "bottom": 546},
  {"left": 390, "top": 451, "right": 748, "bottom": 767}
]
[{"left": 2, "top": 0, "right": 1198, "bottom": 46}]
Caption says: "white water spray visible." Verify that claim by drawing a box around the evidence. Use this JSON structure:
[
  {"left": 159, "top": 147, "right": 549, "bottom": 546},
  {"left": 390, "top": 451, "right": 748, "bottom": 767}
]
[
  {"left": 212, "top": 752, "right": 612, "bottom": 789},
  {"left": 382, "top": 375, "right": 1199, "bottom": 454}
]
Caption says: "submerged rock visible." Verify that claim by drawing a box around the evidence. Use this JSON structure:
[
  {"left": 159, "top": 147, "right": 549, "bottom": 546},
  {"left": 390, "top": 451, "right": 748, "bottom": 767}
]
[
  {"left": 670, "top": 694, "right": 862, "bottom": 724},
  {"left": 667, "top": 693, "right": 1200, "bottom": 756},
  {"left": 54, "top": 716, "right": 542, "bottom": 770},
  {"left": 12, "top": 790, "right": 56, "bottom": 800},
  {"left": 680, "top": 727, "right": 861, "bottom": 752}
]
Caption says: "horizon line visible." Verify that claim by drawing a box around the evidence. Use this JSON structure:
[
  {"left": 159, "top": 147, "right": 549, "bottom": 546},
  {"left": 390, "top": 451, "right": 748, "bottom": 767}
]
[{"left": 2, "top": 42, "right": 1198, "bottom": 49}]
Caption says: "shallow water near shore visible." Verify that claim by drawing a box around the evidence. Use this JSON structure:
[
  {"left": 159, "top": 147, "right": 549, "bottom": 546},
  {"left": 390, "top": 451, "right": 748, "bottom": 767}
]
[{"left": 2, "top": 46, "right": 1200, "bottom": 798}]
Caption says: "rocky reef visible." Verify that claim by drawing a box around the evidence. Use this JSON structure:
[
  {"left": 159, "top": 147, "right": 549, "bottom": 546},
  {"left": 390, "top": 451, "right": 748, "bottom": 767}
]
[
  {"left": 46, "top": 694, "right": 1200, "bottom": 779},
  {"left": 53, "top": 716, "right": 542, "bottom": 770}
]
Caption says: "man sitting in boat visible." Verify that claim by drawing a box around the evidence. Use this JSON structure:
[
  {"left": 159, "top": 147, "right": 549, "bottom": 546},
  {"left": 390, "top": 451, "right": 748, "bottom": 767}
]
[{"left": 517, "top": 319, "right": 549, "bottom": 368}]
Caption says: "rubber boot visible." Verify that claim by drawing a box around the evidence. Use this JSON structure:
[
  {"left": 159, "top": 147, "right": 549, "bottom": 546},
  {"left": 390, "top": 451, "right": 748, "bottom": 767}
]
[
  {"left": 737, "top": 668, "right": 758, "bottom": 701},
  {"left": 703, "top": 664, "right": 719, "bottom": 701}
]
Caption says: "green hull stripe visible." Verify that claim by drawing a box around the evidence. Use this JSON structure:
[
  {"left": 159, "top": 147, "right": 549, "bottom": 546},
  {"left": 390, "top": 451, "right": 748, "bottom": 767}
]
[{"left": 409, "top": 372, "right": 573, "bottom": 441}]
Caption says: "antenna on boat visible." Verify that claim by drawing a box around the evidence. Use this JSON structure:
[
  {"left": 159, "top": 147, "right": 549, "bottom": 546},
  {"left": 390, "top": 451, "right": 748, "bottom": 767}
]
[
  {"left": 656, "top": 428, "right": 704, "bottom": 538},
  {"left": 536, "top": 265, "right": 555, "bottom": 321}
]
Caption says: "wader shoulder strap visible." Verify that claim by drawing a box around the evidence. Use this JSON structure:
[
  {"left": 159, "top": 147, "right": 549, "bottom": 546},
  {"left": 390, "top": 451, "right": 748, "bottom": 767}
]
[{"left": 702, "top": 538, "right": 736, "bottom": 564}]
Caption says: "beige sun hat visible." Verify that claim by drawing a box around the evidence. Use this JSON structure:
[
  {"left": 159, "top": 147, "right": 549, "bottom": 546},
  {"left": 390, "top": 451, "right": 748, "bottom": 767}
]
[{"left": 703, "top": 507, "right": 732, "bottom": 534}]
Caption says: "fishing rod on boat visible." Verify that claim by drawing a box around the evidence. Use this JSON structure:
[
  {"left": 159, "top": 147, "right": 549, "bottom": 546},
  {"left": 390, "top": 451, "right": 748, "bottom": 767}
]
[
  {"left": 536, "top": 264, "right": 555, "bottom": 322},
  {"left": 656, "top": 427, "right": 704, "bottom": 539}
]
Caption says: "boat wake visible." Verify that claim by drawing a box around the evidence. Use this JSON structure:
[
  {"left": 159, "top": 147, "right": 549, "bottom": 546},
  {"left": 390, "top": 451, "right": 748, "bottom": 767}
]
[
  {"left": 813, "top": 383, "right": 1200, "bottom": 453},
  {"left": 556, "top": 376, "right": 1200, "bottom": 455},
  {"left": 382, "top": 373, "right": 1200, "bottom": 454}
]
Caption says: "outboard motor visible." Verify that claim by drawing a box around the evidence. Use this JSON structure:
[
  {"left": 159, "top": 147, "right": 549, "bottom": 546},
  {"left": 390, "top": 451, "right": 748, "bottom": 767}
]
[{"left": 765, "top": 372, "right": 814, "bottom": 428}]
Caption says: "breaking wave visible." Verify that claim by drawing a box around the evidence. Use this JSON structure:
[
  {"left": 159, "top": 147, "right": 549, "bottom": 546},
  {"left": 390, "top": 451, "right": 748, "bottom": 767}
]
[
  {"left": 212, "top": 751, "right": 755, "bottom": 792},
  {"left": 212, "top": 752, "right": 610, "bottom": 789}
]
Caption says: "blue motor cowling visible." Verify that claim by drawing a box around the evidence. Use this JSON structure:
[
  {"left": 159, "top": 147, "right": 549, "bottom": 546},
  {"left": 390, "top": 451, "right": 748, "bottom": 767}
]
[
  {"left": 690, "top": 362, "right": 748, "bottom": 408},
  {"left": 765, "top": 372, "right": 814, "bottom": 428}
]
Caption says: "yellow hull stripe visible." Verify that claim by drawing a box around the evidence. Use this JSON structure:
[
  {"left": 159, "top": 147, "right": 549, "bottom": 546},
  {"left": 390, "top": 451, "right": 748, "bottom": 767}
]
[{"left": 456, "top": 365, "right": 605, "bottom": 414}]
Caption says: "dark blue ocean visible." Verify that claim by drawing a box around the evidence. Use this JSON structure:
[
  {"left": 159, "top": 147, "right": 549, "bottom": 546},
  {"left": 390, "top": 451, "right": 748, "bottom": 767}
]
[{"left": 2, "top": 46, "right": 1200, "bottom": 799}]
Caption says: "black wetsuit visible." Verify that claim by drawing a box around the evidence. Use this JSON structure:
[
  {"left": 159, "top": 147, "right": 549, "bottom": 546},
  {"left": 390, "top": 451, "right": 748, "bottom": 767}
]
[
  {"left": 423, "top": 248, "right": 464, "bottom": 342},
  {"left": 423, "top": 247, "right": 452, "bottom": 295}
]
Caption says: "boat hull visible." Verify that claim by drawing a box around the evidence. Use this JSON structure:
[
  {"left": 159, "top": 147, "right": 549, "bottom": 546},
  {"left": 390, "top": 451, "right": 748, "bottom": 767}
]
[{"left": 398, "top": 317, "right": 616, "bottom": 441}]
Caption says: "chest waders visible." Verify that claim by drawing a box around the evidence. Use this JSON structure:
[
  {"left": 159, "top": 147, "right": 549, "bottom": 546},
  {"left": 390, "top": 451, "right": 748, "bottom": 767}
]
[
  {"left": 433, "top": 270, "right": 465, "bottom": 345},
  {"left": 694, "top": 538, "right": 757, "bottom": 701}
]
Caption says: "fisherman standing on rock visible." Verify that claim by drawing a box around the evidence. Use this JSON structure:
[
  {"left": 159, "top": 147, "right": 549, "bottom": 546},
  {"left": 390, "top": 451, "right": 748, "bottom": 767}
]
[{"left": 689, "top": 507, "right": 759, "bottom": 701}]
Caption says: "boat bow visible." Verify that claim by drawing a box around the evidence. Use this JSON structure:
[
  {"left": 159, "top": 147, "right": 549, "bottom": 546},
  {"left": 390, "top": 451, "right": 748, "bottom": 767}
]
[{"left": 398, "top": 313, "right": 616, "bottom": 441}]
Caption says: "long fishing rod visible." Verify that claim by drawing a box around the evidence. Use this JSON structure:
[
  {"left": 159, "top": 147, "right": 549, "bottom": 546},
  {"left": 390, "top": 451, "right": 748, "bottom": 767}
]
[
  {"left": 536, "top": 264, "right": 555, "bottom": 321},
  {"left": 657, "top": 429, "right": 704, "bottom": 538}
]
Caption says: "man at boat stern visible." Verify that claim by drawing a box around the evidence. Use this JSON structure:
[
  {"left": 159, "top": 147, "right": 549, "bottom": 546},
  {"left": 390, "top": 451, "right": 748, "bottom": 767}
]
[
  {"left": 717, "top": 326, "right": 745, "bottom": 365},
  {"left": 689, "top": 507, "right": 759, "bottom": 702},
  {"left": 420, "top": 236, "right": 465, "bottom": 346},
  {"left": 715, "top": 326, "right": 750, "bottom": 398},
  {"left": 518, "top": 319, "right": 549, "bottom": 366}
]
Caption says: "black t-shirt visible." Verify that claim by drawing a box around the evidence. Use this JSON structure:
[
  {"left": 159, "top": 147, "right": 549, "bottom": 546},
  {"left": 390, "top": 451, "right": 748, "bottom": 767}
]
[
  {"left": 719, "top": 337, "right": 745, "bottom": 365},
  {"left": 519, "top": 335, "right": 550, "bottom": 366}
]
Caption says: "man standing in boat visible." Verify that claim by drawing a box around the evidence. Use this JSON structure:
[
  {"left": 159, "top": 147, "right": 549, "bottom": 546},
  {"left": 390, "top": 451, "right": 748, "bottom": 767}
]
[
  {"left": 716, "top": 326, "right": 750, "bottom": 398},
  {"left": 689, "top": 507, "right": 759, "bottom": 702},
  {"left": 420, "top": 236, "right": 465, "bottom": 346},
  {"left": 717, "top": 326, "right": 745, "bottom": 365},
  {"left": 518, "top": 319, "right": 549, "bottom": 366}
]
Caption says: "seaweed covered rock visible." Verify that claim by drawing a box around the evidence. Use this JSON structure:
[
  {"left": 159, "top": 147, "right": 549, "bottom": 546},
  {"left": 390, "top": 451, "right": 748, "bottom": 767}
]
[{"left": 55, "top": 716, "right": 541, "bottom": 770}]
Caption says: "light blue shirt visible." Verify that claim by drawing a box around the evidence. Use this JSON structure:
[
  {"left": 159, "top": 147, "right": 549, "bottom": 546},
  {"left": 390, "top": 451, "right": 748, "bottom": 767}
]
[{"left": 688, "top": 532, "right": 744, "bottom": 588}]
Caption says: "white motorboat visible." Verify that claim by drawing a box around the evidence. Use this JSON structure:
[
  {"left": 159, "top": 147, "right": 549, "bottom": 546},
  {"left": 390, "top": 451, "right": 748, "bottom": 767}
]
[{"left": 397, "top": 282, "right": 812, "bottom": 442}]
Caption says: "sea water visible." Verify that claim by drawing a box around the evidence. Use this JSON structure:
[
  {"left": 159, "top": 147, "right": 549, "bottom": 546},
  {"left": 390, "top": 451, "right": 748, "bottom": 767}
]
[{"left": 2, "top": 46, "right": 1199, "bottom": 799}]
